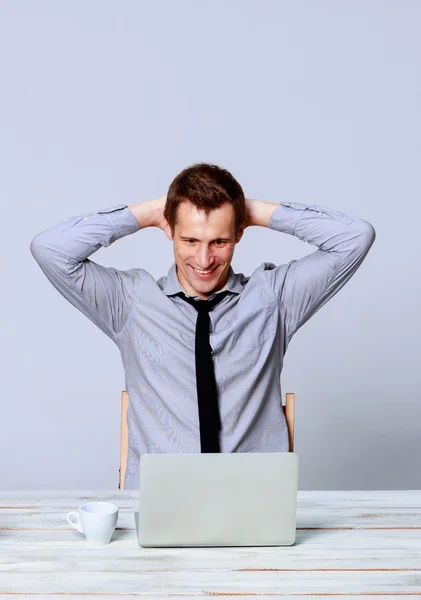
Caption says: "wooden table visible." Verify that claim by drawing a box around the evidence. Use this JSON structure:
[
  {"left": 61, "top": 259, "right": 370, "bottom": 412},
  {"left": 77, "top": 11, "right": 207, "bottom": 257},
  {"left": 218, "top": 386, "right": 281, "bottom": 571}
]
[{"left": 1, "top": 490, "right": 420, "bottom": 598}]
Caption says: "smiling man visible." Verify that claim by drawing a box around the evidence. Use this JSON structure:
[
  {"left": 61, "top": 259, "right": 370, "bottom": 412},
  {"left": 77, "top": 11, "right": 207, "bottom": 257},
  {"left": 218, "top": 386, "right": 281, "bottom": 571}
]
[
  {"left": 30, "top": 162, "right": 376, "bottom": 489},
  {"left": 164, "top": 201, "right": 242, "bottom": 298},
  {"left": 166, "top": 201, "right": 238, "bottom": 296}
]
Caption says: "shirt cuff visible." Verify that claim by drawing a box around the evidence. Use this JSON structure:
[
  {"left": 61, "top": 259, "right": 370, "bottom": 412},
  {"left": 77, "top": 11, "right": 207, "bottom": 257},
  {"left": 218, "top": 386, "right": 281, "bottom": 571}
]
[
  {"left": 268, "top": 202, "right": 307, "bottom": 236},
  {"left": 96, "top": 205, "right": 141, "bottom": 239}
]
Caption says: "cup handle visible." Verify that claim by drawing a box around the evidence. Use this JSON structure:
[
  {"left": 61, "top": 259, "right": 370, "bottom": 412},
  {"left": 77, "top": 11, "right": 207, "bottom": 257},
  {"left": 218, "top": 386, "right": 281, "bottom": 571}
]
[{"left": 67, "top": 511, "right": 83, "bottom": 533}]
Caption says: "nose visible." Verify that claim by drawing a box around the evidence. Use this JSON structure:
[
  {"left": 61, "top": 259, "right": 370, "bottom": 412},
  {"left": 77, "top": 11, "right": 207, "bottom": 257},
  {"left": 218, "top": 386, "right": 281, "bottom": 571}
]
[{"left": 196, "top": 245, "right": 214, "bottom": 269}]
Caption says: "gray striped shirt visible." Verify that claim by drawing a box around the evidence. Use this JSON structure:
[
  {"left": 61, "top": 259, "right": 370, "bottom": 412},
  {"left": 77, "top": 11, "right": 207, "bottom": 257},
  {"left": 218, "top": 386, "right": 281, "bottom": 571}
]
[{"left": 30, "top": 201, "right": 375, "bottom": 489}]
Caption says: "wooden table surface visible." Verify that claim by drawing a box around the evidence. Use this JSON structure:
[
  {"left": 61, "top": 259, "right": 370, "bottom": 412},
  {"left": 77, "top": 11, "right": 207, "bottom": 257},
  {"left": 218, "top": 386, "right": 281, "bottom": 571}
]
[{"left": 1, "top": 490, "right": 421, "bottom": 598}]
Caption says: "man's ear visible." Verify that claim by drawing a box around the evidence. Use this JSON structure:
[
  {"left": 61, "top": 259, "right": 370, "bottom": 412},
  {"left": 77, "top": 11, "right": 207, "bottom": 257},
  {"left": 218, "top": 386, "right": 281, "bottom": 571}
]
[
  {"left": 163, "top": 219, "right": 173, "bottom": 241},
  {"left": 235, "top": 225, "right": 245, "bottom": 244}
]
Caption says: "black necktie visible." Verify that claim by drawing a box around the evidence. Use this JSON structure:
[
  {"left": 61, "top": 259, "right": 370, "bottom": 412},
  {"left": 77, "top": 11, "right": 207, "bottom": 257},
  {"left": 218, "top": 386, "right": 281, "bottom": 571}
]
[{"left": 176, "top": 290, "right": 230, "bottom": 453}]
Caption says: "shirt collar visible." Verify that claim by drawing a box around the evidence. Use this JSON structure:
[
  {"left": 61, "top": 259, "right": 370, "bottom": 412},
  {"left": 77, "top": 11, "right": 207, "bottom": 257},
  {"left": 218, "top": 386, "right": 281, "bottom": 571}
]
[{"left": 161, "top": 262, "right": 244, "bottom": 298}]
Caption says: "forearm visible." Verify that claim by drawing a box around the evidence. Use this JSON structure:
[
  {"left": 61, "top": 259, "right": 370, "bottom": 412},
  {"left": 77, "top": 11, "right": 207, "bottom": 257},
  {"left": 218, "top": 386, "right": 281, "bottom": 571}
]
[
  {"left": 30, "top": 205, "right": 140, "bottom": 267},
  {"left": 268, "top": 200, "right": 375, "bottom": 253},
  {"left": 247, "top": 197, "right": 375, "bottom": 269},
  {"left": 127, "top": 197, "right": 165, "bottom": 229},
  {"left": 245, "top": 198, "right": 279, "bottom": 228}
]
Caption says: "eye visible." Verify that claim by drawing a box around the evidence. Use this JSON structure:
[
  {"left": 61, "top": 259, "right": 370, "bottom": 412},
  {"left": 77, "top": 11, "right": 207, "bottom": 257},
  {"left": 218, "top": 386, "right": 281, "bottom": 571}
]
[{"left": 214, "top": 240, "right": 226, "bottom": 246}]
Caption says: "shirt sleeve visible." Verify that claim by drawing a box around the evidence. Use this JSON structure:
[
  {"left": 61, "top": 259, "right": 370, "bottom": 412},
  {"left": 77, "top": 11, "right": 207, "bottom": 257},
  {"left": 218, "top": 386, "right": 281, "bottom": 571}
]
[
  {"left": 30, "top": 204, "right": 141, "bottom": 343},
  {"left": 266, "top": 201, "right": 376, "bottom": 342}
]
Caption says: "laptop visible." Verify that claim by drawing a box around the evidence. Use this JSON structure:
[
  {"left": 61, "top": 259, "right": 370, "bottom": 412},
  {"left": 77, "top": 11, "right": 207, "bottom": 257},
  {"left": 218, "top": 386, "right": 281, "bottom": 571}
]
[{"left": 137, "top": 452, "right": 299, "bottom": 547}]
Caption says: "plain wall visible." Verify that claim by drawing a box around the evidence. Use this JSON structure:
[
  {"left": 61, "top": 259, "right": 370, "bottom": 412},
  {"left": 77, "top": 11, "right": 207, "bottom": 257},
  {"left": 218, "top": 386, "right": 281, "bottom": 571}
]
[{"left": 1, "top": 0, "right": 420, "bottom": 490}]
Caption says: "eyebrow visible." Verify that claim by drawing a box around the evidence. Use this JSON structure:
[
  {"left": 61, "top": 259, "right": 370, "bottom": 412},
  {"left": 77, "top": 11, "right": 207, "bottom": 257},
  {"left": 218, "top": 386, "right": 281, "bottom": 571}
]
[{"left": 179, "top": 236, "right": 232, "bottom": 242}]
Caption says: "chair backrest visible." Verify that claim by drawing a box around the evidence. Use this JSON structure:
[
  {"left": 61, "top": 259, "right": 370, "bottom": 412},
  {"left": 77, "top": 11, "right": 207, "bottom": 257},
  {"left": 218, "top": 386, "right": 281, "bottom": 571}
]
[
  {"left": 119, "top": 390, "right": 295, "bottom": 490},
  {"left": 119, "top": 390, "right": 130, "bottom": 490}
]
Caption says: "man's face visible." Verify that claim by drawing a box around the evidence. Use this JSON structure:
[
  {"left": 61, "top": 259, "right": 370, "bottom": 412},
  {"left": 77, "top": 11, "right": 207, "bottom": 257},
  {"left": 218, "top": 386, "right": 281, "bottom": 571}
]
[{"left": 164, "top": 201, "right": 243, "bottom": 299}]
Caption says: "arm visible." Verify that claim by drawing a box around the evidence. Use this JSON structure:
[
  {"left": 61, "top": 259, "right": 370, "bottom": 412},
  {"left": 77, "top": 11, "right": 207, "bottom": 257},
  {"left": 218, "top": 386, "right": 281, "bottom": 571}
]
[
  {"left": 245, "top": 198, "right": 376, "bottom": 341},
  {"left": 30, "top": 197, "right": 166, "bottom": 342}
]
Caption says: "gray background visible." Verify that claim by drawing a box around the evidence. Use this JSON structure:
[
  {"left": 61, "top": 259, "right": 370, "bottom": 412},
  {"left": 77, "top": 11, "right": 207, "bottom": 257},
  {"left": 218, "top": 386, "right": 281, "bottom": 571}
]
[{"left": 1, "top": 0, "right": 419, "bottom": 490}]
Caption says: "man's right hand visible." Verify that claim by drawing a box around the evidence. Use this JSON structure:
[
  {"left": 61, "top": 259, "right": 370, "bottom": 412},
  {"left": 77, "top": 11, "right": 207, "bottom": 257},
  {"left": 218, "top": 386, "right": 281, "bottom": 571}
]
[
  {"left": 152, "top": 194, "right": 168, "bottom": 231},
  {"left": 127, "top": 195, "right": 167, "bottom": 230}
]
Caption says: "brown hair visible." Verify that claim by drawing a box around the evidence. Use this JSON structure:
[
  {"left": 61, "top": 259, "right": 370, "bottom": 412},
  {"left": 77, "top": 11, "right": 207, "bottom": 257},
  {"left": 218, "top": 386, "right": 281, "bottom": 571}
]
[{"left": 164, "top": 163, "right": 246, "bottom": 238}]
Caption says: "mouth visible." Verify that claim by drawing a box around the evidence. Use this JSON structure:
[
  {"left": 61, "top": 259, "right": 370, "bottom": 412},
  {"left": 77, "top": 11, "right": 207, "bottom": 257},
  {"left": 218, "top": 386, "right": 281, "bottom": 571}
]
[{"left": 190, "top": 265, "right": 219, "bottom": 280}]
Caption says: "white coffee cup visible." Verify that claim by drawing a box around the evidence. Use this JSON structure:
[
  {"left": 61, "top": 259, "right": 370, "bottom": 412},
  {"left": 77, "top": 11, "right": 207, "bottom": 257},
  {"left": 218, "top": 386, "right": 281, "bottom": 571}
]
[{"left": 67, "top": 501, "right": 119, "bottom": 546}]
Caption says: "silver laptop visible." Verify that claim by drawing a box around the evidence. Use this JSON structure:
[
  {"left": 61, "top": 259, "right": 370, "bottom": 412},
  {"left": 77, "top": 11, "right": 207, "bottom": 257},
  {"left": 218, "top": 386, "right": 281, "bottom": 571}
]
[{"left": 137, "top": 452, "right": 299, "bottom": 547}]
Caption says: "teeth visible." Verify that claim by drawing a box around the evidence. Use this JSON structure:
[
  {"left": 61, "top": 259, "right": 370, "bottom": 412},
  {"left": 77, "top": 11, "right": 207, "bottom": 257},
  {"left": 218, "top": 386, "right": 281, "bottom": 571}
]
[{"left": 195, "top": 268, "right": 215, "bottom": 274}]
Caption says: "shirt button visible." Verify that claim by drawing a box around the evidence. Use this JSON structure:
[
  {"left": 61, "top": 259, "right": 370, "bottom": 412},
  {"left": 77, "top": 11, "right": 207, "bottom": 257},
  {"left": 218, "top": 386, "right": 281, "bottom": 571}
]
[
  {"left": 291, "top": 203, "right": 296, "bottom": 207},
  {"left": 317, "top": 211, "right": 322, "bottom": 216},
  {"left": 83, "top": 217, "right": 88, "bottom": 221}
]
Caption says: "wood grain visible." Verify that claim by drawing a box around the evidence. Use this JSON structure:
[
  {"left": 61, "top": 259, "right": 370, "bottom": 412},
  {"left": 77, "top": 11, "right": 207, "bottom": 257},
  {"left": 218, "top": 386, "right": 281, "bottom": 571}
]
[{"left": 0, "top": 491, "right": 420, "bottom": 597}]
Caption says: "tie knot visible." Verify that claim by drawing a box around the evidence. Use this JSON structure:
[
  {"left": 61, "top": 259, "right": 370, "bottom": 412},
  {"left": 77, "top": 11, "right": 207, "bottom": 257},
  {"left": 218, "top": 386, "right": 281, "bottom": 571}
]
[{"left": 176, "top": 290, "right": 230, "bottom": 313}]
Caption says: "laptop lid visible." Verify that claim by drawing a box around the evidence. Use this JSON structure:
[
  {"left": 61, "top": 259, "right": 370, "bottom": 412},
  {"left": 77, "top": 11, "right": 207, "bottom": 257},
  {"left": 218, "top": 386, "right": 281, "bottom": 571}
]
[{"left": 137, "top": 452, "right": 299, "bottom": 547}]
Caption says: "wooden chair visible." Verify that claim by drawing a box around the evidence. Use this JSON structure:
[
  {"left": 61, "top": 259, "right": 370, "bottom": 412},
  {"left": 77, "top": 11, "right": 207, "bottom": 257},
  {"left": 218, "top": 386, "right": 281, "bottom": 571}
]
[{"left": 119, "top": 390, "right": 295, "bottom": 490}]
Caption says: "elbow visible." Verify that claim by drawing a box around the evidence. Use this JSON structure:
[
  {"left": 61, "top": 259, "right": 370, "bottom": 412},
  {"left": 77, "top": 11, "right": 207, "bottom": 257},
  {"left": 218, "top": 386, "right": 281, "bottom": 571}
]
[
  {"left": 355, "top": 220, "right": 376, "bottom": 258},
  {"left": 30, "top": 232, "right": 50, "bottom": 265},
  {"left": 361, "top": 220, "right": 376, "bottom": 246}
]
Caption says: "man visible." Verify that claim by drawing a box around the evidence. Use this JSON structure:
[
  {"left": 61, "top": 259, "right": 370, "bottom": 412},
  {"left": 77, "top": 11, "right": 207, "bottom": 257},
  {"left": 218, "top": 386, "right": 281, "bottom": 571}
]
[{"left": 30, "top": 163, "right": 376, "bottom": 489}]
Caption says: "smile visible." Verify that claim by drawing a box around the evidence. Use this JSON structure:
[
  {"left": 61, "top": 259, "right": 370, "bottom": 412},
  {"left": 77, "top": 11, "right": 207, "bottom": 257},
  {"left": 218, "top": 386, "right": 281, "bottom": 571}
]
[{"left": 191, "top": 266, "right": 218, "bottom": 277}]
